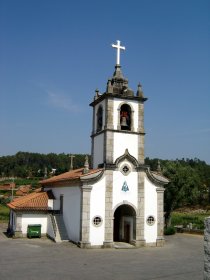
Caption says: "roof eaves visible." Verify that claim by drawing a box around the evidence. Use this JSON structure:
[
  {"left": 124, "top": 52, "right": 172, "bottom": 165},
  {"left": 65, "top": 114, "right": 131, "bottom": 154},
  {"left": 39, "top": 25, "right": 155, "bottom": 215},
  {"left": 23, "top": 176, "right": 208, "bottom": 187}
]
[
  {"left": 40, "top": 168, "right": 84, "bottom": 185},
  {"left": 146, "top": 168, "right": 169, "bottom": 186},
  {"left": 7, "top": 191, "right": 49, "bottom": 210}
]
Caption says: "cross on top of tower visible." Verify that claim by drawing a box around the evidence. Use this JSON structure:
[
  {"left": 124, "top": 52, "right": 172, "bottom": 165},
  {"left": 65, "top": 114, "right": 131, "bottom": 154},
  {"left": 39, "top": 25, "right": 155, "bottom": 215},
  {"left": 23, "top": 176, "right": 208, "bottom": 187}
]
[{"left": 111, "top": 40, "right": 125, "bottom": 65}]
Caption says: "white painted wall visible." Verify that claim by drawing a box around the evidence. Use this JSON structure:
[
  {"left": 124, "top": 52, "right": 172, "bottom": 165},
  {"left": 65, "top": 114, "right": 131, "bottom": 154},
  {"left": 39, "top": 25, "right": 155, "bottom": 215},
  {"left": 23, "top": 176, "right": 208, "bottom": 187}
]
[
  {"left": 93, "top": 133, "right": 104, "bottom": 168},
  {"left": 112, "top": 166, "right": 138, "bottom": 210},
  {"left": 45, "top": 187, "right": 60, "bottom": 210},
  {"left": 144, "top": 175, "right": 157, "bottom": 243},
  {"left": 113, "top": 133, "right": 138, "bottom": 162},
  {"left": 113, "top": 98, "right": 139, "bottom": 131},
  {"left": 51, "top": 186, "right": 81, "bottom": 242},
  {"left": 21, "top": 214, "right": 48, "bottom": 235},
  {"left": 48, "top": 199, "right": 53, "bottom": 210},
  {"left": 89, "top": 176, "right": 106, "bottom": 246}
]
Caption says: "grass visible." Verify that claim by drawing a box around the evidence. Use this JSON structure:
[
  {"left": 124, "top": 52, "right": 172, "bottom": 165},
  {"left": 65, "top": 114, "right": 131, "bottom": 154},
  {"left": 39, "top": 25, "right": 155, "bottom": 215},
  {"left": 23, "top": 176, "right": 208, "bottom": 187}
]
[
  {"left": 0, "top": 204, "right": 10, "bottom": 222},
  {"left": 171, "top": 212, "right": 210, "bottom": 230}
]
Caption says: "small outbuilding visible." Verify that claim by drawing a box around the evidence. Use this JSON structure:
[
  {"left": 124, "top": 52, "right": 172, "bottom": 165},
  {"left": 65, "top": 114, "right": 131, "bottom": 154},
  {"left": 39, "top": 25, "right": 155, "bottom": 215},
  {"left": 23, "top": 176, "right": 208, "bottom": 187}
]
[{"left": 7, "top": 190, "right": 55, "bottom": 238}]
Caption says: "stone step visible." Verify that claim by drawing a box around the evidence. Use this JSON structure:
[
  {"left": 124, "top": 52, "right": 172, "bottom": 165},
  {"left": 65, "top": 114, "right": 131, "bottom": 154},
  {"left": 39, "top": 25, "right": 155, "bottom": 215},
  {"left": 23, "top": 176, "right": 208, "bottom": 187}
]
[{"left": 114, "top": 242, "right": 136, "bottom": 249}]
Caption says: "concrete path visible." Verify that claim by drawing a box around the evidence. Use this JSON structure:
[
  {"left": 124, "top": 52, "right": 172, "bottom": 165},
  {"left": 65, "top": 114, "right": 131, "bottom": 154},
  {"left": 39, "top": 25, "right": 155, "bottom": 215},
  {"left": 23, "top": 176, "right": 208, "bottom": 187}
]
[{"left": 0, "top": 223, "right": 204, "bottom": 280}]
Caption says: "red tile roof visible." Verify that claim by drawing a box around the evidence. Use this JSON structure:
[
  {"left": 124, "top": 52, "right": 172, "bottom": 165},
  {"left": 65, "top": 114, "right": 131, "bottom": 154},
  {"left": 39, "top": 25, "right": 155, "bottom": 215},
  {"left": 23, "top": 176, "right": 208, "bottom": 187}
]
[
  {"left": 19, "top": 185, "right": 31, "bottom": 193},
  {"left": 40, "top": 168, "right": 102, "bottom": 185},
  {"left": 0, "top": 183, "right": 15, "bottom": 191},
  {"left": 7, "top": 190, "right": 54, "bottom": 211},
  {"left": 16, "top": 185, "right": 31, "bottom": 196}
]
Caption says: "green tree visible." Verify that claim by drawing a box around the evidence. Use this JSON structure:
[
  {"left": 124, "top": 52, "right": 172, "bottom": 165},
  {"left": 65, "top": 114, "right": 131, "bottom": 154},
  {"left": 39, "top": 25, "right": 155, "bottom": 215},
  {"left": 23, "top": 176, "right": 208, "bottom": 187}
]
[
  {"left": 162, "top": 160, "right": 203, "bottom": 227},
  {"left": 0, "top": 152, "right": 90, "bottom": 178}
]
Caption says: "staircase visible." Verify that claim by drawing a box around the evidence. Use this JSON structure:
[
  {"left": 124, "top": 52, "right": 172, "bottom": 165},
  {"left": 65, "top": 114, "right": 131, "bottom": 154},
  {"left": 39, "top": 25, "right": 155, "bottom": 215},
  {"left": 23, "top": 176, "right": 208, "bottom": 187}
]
[{"left": 53, "top": 214, "right": 69, "bottom": 242}]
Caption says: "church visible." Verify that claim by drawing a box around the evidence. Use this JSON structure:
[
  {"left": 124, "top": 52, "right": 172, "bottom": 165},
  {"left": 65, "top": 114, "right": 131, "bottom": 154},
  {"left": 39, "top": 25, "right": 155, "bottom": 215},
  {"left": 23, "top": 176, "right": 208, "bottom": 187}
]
[{"left": 7, "top": 41, "right": 169, "bottom": 248}]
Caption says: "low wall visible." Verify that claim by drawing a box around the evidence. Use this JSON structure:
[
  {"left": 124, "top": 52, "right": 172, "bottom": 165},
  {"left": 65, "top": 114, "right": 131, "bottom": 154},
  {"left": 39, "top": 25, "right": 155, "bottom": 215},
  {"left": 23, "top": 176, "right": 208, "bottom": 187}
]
[{"left": 204, "top": 217, "right": 210, "bottom": 279}]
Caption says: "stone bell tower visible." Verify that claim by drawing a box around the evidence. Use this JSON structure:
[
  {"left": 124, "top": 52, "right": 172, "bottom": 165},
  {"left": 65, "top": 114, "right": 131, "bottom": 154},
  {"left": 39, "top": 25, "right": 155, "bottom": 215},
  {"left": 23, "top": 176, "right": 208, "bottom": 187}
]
[{"left": 90, "top": 40, "right": 147, "bottom": 169}]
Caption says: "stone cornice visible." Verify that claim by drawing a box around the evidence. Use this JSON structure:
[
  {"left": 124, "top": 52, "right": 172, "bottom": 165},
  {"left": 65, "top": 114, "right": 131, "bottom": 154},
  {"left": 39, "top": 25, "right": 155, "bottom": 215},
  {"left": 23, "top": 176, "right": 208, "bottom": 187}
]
[
  {"left": 101, "top": 159, "right": 149, "bottom": 172},
  {"left": 156, "top": 187, "right": 165, "bottom": 193},
  {"left": 90, "top": 92, "right": 147, "bottom": 107},
  {"left": 81, "top": 185, "right": 93, "bottom": 192},
  {"left": 80, "top": 169, "right": 104, "bottom": 184},
  {"left": 91, "top": 128, "right": 145, "bottom": 138},
  {"left": 145, "top": 168, "right": 169, "bottom": 187}
]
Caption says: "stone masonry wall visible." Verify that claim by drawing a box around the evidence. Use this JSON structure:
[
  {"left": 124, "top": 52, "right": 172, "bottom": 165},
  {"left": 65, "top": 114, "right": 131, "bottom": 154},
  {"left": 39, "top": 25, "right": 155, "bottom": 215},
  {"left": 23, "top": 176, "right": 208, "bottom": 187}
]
[{"left": 204, "top": 217, "right": 210, "bottom": 279}]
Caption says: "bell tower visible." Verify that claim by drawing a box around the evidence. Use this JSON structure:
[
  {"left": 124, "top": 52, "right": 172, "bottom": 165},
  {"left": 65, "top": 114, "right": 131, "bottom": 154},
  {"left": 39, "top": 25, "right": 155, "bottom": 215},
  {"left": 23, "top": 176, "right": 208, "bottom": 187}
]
[{"left": 90, "top": 40, "right": 147, "bottom": 169}]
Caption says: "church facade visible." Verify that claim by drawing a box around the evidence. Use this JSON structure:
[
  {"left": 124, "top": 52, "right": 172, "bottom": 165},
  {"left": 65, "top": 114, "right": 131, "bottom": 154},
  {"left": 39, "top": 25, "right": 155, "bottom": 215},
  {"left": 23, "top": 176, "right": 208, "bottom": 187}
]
[{"left": 7, "top": 41, "right": 169, "bottom": 248}]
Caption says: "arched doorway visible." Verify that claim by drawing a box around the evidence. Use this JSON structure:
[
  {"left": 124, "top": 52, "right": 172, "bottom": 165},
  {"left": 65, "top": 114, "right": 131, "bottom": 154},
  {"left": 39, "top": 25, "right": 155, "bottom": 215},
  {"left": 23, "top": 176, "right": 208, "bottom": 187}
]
[{"left": 113, "top": 204, "right": 136, "bottom": 243}]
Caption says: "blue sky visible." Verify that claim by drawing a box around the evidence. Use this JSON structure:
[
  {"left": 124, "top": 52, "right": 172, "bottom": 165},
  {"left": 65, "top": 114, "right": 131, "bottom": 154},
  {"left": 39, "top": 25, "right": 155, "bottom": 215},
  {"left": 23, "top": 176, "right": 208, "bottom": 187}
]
[{"left": 0, "top": 0, "right": 210, "bottom": 163}]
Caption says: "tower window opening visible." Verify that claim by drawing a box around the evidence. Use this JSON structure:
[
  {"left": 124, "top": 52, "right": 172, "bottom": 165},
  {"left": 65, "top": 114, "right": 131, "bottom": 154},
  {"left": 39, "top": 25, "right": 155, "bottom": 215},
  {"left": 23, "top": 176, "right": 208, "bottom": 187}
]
[
  {"left": 120, "top": 104, "right": 131, "bottom": 131},
  {"left": 96, "top": 106, "right": 103, "bottom": 132}
]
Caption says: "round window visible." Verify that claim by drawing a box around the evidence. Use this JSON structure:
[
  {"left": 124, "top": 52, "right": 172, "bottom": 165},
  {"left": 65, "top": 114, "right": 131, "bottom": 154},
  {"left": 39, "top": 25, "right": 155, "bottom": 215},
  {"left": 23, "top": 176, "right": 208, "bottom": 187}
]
[
  {"left": 92, "top": 216, "right": 103, "bottom": 227},
  {"left": 146, "top": 216, "right": 155, "bottom": 226},
  {"left": 120, "top": 164, "right": 131, "bottom": 176}
]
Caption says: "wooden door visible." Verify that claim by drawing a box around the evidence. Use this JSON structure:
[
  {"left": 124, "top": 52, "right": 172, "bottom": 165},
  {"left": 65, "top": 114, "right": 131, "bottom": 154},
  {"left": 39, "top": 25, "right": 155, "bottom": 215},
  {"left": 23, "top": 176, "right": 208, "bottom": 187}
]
[{"left": 124, "top": 223, "right": 130, "bottom": 243}]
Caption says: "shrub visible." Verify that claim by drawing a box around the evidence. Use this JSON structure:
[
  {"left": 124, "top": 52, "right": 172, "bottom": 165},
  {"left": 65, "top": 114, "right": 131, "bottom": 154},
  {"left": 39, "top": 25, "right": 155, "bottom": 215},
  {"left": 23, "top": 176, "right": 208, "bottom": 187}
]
[
  {"left": 164, "top": 226, "right": 176, "bottom": 235},
  {"left": 171, "top": 212, "right": 206, "bottom": 230},
  {"left": 0, "top": 204, "right": 10, "bottom": 222}
]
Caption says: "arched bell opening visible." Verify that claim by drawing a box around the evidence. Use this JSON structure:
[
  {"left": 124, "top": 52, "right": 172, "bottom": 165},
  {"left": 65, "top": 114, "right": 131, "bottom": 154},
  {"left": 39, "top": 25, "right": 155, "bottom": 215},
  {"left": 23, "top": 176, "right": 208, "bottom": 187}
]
[
  {"left": 96, "top": 106, "right": 103, "bottom": 132},
  {"left": 120, "top": 104, "right": 131, "bottom": 131},
  {"left": 113, "top": 204, "right": 136, "bottom": 243}
]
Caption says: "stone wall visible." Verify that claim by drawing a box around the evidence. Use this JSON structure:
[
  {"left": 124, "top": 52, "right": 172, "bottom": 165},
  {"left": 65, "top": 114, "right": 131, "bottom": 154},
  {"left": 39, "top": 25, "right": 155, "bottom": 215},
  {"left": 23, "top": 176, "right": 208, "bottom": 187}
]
[{"left": 204, "top": 217, "right": 210, "bottom": 279}]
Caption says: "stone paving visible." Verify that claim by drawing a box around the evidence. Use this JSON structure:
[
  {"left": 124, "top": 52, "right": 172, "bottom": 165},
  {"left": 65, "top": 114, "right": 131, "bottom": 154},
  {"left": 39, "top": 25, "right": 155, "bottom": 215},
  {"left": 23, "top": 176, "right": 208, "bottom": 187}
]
[{"left": 0, "top": 223, "right": 204, "bottom": 280}]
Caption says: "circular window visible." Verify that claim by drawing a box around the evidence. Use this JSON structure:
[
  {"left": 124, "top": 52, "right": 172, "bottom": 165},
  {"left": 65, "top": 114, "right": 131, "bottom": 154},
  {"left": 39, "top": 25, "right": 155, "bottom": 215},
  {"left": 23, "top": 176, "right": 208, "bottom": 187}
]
[
  {"left": 146, "top": 216, "right": 155, "bottom": 226},
  {"left": 92, "top": 216, "right": 103, "bottom": 227},
  {"left": 120, "top": 164, "right": 131, "bottom": 176}
]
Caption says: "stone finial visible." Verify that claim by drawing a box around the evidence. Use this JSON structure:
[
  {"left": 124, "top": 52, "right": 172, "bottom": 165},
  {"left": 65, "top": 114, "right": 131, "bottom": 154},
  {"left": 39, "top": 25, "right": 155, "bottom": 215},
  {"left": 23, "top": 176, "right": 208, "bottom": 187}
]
[
  {"left": 136, "top": 83, "right": 144, "bottom": 98},
  {"left": 157, "top": 160, "right": 162, "bottom": 174},
  {"left": 69, "top": 154, "right": 75, "bottom": 171},
  {"left": 94, "top": 89, "right": 100, "bottom": 100},
  {"left": 125, "top": 148, "right": 129, "bottom": 155},
  {"left": 44, "top": 167, "right": 48, "bottom": 178},
  {"left": 106, "top": 79, "right": 113, "bottom": 93},
  {"left": 83, "top": 155, "right": 90, "bottom": 174},
  {"left": 112, "top": 65, "right": 124, "bottom": 79}
]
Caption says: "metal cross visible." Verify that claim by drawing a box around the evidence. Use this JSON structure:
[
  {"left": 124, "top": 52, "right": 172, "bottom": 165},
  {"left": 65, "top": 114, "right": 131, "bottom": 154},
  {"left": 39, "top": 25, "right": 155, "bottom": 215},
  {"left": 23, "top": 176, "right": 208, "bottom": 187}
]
[{"left": 111, "top": 40, "right": 125, "bottom": 65}]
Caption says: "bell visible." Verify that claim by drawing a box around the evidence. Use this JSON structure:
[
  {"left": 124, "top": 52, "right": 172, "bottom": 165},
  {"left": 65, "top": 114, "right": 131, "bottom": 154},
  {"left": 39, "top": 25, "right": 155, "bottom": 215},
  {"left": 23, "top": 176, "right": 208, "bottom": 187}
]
[{"left": 121, "top": 116, "right": 128, "bottom": 127}]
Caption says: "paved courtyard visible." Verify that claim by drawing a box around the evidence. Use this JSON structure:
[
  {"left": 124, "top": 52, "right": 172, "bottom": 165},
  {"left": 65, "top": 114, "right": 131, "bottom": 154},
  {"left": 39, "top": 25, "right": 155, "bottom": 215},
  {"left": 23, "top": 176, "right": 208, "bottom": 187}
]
[{"left": 0, "top": 224, "right": 204, "bottom": 280}]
